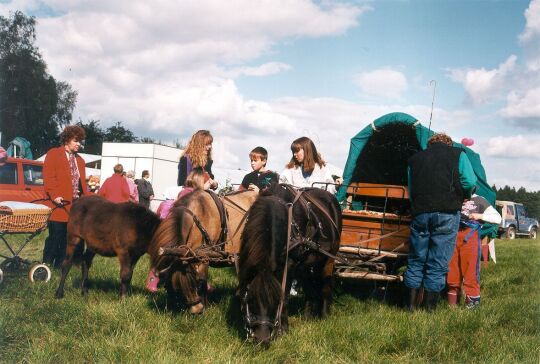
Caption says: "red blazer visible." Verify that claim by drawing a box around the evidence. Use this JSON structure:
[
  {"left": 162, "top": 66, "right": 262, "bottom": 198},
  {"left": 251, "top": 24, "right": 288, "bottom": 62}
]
[
  {"left": 98, "top": 174, "right": 130, "bottom": 203},
  {"left": 43, "top": 146, "right": 88, "bottom": 222}
]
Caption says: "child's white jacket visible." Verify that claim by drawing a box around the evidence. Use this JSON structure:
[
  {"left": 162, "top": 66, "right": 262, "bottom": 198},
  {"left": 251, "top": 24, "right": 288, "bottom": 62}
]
[{"left": 279, "top": 164, "right": 336, "bottom": 194}]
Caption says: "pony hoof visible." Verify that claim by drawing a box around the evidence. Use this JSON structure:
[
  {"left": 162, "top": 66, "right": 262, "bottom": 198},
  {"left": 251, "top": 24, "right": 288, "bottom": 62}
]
[
  {"left": 55, "top": 291, "right": 64, "bottom": 299},
  {"left": 190, "top": 302, "right": 204, "bottom": 314}
]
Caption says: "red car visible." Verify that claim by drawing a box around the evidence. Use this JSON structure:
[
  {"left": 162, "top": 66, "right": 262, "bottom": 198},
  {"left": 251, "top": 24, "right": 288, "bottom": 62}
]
[{"left": 0, "top": 158, "right": 47, "bottom": 203}]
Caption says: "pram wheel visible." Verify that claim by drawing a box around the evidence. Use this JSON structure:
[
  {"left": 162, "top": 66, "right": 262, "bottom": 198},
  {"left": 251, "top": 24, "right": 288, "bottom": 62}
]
[
  {"left": 28, "top": 264, "right": 51, "bottom": 283},
  {"left": 0, "top": 268, "right": 3, "bottom": 284}
]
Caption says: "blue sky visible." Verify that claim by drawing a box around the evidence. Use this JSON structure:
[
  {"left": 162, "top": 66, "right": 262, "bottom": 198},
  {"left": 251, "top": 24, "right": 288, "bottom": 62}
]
[{"left": 1, "top": 0, "right": 539, "bottom": 190}]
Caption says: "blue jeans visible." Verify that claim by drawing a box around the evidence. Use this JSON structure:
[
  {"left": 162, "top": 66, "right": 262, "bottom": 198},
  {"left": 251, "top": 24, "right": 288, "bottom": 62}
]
[{"left": 404, "top": 211, "right": 460, "bottom": 292}]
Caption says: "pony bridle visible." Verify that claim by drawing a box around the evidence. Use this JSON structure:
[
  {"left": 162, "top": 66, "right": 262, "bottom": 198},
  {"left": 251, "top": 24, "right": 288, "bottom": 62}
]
[{"left": 242, "top": 288, "right": 281, "bottom": 340}]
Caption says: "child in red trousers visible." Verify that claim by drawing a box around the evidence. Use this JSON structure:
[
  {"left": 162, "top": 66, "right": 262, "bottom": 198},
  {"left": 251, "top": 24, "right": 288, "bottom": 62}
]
[{"left": 447, "top": 194, "right": 501, "bottom": 308}]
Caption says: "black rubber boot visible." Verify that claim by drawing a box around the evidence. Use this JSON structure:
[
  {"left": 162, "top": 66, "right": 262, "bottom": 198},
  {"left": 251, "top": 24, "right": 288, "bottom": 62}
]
[
  {"left": 423, "top": 290, "right": 440, "bottom": 311},
  {"left": 408, "top": 288, "right": 420, "bottom": 311}
]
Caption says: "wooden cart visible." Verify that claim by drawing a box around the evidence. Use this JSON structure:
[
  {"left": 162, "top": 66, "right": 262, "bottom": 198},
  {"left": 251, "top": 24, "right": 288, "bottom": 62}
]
[{"left": 334, "top": 182, "right": 411, "bottom": 282}]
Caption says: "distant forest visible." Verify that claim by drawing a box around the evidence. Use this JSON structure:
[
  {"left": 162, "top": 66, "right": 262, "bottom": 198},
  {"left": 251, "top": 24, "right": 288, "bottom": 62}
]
[{"left": 494, "top": 185, "right": 540, "bottom": 219}]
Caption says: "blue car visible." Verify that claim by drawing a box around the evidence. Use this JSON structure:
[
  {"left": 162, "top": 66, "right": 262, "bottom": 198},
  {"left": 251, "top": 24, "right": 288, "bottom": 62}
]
[{"left": 496, "top": 200, "right": 538, "bottom": 240}]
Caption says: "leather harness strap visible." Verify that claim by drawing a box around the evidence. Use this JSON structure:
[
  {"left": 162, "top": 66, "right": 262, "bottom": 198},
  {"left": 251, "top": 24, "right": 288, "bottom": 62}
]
[
  {"left": 206, "top": 190, "right": 228, "bottom": 244},
  {"left": 275, "top": 190, "right": 305, "bottom": 330}
]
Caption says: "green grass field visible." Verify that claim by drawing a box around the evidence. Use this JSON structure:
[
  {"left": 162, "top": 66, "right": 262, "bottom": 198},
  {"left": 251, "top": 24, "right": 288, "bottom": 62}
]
[{"left": 1, "top": 234, "right": 539, "bottom": 363}]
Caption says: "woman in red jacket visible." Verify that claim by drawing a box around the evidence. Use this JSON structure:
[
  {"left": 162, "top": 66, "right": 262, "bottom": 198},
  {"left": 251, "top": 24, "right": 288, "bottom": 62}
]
[
  {"left": 98, "top": 164, "right": 130, "bottom": 203},
  {"left": 43, "top": 125, "right": 89, "bottom": 268}
]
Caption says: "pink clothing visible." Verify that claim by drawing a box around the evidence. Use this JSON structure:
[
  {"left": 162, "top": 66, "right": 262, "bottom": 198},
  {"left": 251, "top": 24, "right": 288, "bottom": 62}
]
[
  {"left": 98, "top": 174, "right": 130, "bottom": 203},
  {"left": 126, "top": 178, "right": 139, "bottom": 203},
  {"left": 157, "top": 200, "right": 175, "bottom": 220},
  {"left": 156, "top": 187, "right": 196, "bottom": 220},
  {"left": 178, "top": 187, "right": 195, "bottom": 199}
]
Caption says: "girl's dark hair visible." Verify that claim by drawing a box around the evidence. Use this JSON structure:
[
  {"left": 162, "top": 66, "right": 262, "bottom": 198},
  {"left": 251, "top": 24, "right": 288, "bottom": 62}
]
[
  {"left": 60, "top": 125, "right": 86, "bottom": 145},
  {"left": 286, "top": 136, "right": 325, "bottom": 173}
]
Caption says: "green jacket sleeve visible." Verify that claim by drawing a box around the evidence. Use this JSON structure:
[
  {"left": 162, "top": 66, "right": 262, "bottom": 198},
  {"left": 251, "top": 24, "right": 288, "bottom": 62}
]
[{"left": 459, "top": 152, "right": 477, "bottom": 198}]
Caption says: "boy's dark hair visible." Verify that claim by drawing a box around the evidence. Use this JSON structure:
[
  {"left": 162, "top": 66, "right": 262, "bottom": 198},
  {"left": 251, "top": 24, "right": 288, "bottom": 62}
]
[
  {"left": 142, "top": 170, "right": 150, "bottom": 178},
  {"left": 249, "top": 146, "right": 268, "bottom": 162},
  {"left": 60, "top": 125, "right": 86, "bottom": 145}
]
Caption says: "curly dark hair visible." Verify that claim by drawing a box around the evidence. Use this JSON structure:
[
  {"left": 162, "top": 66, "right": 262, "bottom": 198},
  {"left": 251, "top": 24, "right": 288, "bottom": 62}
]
[
  {"left": 60, "top": 125, "right": 86, "bottom": 145},
  {"left": 428, "top": 133, "right": 453, "bottom": 147}
]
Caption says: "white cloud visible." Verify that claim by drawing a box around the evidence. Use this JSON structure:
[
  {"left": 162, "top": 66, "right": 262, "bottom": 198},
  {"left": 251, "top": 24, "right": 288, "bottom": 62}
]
[
  {"left": 519, "top": 0, "right": 540, "bottom": 43},
  {"left": 448, "top": 55, "right": 517, "bottom": 105},
  {"left": 1, "top": 0, "right": 368, "bottom": 143},
  {"left": 500, "top": 87, "right": 540, "bottom": 119},
  {"left": 0, "top": 0, "right": 370, "bottom": 164},
  {"left": 353, "top": 68, "right": 408, "bottom": 99},
  {"left": 447, "top": 0, "right": 540, "bottom": 131},
  {"left": 1, "top": 1, "right": 537, "bottom": 190},
  {"left": 486, "top": 135, "right": 540, "bottom": 159},
  {"left": 227, "top": 62, "right": 292, "bottom": 77}
]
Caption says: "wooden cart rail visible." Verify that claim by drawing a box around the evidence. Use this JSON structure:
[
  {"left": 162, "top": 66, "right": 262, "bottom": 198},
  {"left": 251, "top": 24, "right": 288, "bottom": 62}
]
[{"left": 336, "top": 182, "right": 411, "bottom": 281}]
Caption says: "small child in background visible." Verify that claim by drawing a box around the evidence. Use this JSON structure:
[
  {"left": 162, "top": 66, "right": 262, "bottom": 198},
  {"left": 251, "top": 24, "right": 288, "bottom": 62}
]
[
  {"left": 147, "top": 169, "right": 211, "bottom": 292},
  {"left": 156, "top": 169, "right": 211, "bottom": 220},
  {"left": 87, "top": 175, "right": 100, "bottom": 193},
  {"left": 239, "top": 146, "right": 278, "bottom": 193},
  {"left": 125, "top": 170, "right": 139, "bottom": 203}
]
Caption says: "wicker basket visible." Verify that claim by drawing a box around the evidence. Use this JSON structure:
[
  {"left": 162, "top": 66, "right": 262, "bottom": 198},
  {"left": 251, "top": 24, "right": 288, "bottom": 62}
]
[{"left": 0, "top": 208, "right": 51, "bottom": 233}]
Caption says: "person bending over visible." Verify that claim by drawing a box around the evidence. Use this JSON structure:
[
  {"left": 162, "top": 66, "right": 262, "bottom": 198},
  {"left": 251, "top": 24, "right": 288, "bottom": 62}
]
[{"left": 447, "top": 193, "right": 501, "bottom": 309}]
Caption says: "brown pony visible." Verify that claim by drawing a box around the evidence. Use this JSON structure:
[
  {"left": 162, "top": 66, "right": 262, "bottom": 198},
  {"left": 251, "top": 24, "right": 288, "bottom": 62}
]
[
  {"left": 55, "top": 195, "right": 161, "bottom": 298},
  {"left": 147, "top": 189, "right": 257, "bottom": 314}
]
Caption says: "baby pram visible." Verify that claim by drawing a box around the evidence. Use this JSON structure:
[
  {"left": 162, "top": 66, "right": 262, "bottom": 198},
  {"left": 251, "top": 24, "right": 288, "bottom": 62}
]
[{"left": 0, "top": 200, "right": 55, "bottom": 284}]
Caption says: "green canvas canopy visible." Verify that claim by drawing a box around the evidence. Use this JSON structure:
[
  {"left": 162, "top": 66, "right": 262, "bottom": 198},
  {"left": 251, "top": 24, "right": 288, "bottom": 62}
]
[{"left": 336, "top": 112, "right": 497, "bottom": 238}]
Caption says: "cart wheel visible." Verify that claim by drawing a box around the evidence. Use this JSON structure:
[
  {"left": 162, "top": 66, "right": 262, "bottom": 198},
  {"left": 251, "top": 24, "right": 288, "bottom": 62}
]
[
  {"left": 28, "top": 264, "right": 51, "bottom": 283},
  {"left": 0, "top": 268, "right": 3, "bottom": 284}
]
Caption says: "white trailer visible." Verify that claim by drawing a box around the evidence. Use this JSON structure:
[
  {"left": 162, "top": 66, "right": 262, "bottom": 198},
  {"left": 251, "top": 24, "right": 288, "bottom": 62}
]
[{"left": 101, "top": 143, "right": 182, "bottom": 211}]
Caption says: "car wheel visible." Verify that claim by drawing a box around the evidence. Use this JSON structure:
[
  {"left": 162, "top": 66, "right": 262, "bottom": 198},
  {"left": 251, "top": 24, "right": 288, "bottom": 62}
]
[
  {"left": 530, "top": 228, "right": 537, "bottom": 240},
  {"left": 506, "top": 226, "right": 516, "bottom": 240}
]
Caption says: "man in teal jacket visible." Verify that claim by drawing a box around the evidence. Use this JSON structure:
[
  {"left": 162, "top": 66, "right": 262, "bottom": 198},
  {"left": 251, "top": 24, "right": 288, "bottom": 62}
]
[{"left": 405, "top": 133, "right": 477, "bottom": 310}]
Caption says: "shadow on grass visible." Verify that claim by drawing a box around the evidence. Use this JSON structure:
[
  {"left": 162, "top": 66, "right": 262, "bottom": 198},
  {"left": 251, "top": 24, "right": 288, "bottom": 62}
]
[
  {"left": 64, "top": 276, "right": 148, "bottom": 297},
  {"left": 225, "top": 293, "right": 244, "bottom": 338},
  {"left": 335, "top": 279, "right": 407, "bottom": 308}
]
